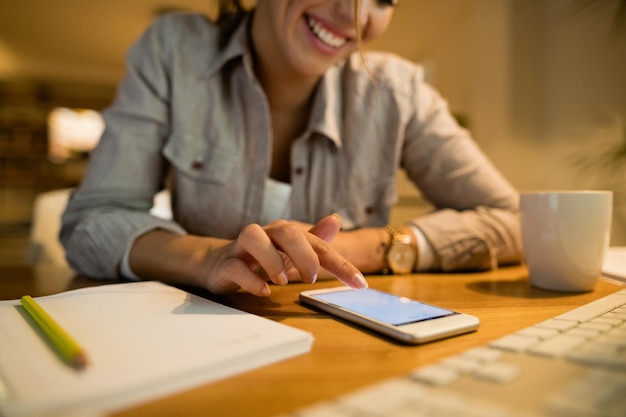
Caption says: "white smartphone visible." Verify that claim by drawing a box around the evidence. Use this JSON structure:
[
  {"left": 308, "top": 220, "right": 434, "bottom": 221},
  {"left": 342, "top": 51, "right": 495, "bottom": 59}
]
[{"left": 300, "top": 286, "right": 480, "bottom": 344}]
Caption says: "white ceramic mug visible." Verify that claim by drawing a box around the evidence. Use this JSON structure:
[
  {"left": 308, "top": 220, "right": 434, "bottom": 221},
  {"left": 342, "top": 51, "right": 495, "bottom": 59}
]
[{"left": 520, "top": 190, "right": 613, "bottom": 292}]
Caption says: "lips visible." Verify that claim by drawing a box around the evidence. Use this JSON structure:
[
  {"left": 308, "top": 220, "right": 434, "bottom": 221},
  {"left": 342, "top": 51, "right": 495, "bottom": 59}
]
[{"left": 305, "top": 15, "right": 348, "bottom": 49}]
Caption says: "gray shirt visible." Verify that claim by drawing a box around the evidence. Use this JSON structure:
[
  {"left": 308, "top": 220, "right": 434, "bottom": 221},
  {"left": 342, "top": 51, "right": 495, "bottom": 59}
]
[{"left": 60, "top": 13, "right": 522, "bottom": 279}]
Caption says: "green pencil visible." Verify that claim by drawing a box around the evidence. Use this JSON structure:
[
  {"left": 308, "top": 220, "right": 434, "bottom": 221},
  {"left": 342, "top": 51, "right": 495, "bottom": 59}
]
[{"left": 20, "top": 295, "right": 88, "bottom": 370}]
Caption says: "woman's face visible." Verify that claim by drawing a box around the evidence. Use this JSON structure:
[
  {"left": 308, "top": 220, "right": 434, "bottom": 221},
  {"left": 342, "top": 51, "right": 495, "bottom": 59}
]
[{"left": 253, "top": 0, "right": 397, "bottom": 79}]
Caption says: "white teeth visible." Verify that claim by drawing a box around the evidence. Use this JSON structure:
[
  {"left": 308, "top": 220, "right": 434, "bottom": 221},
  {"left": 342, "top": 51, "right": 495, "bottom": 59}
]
[{"left": 306, "top": 16, "right": 347, "bottom": 48}]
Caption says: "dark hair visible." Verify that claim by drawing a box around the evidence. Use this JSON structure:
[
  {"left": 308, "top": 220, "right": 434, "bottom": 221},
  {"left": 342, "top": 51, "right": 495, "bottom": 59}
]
[{"left": 216, "top": 0, "right": 251, "bottom": 49}]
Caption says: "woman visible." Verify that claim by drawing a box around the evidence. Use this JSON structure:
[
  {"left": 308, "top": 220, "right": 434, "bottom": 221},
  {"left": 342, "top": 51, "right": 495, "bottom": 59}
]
[{"left": 61, "top": 0, "right": 522, "bottom": 297}]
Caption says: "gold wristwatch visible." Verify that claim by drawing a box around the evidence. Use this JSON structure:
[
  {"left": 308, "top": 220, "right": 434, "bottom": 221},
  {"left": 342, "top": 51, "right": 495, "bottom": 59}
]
[{"left": 384, "top": 225, "right": 417, "bottom": 275}]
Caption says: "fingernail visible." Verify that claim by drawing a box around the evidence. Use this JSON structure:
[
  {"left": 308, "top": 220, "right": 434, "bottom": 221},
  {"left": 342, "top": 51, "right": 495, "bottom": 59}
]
[
  {"left": 311, "top": 273, "right": 318, "bottom": 284},
  {"left": 278, "top": 271, "right": 289, "bottom": 286},
  {"left": 353, "top": 273, "right": 368, "bottom": 290},
  {"left": 260, "top": 284, "right": 271, "bottom": 297}
]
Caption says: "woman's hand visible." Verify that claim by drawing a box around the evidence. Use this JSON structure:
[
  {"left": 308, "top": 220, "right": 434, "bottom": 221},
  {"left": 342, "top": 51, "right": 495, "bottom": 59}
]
[{"left": 200, "top": 214, "right": 368, "bottom": 296}]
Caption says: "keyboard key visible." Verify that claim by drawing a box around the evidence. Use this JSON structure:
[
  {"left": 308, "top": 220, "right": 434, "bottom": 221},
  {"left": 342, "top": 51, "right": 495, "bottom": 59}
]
[
  {"left": 517, "top": 326, "right": 559, "bottom": 340},
  {"left": 411, "top": 364, "right": 459, "bottom": 386},
  {"left": 578, "top": 322, "right": 613, "bottom": 332},
  {"left": 462, "top": 347, "right": 503, "bottom": 364},
  {"left": 557, "top": 292, "right": 626, "bottom": 322},
  {"left": 602, "top": 311, "right": 626, "bottom": 320},
  {"left": 394, "top": 391, "right": 469, "bottom": 417},
  {"left": 604, "top": 328, "right": 626, "bottom": 343},
  {"left": 473, "top": 362, "right": 520, "bottom": 384},
  {"left": 529, "top": 334, "right": 587, "bottom": 357},
  {"left": 545, "top": 369, "right": 626, "bottom": 417},
  {"left": 338, "top": 378, "right": 425, "bottom": 414},
  {"left": 565, "top": 328, "right": 601, "bottom": 339},
  {"left": 590, "top": 317, "right": 623, "bottom": 326},
  {"left": 337, "top": 379, "right": 427, "bottom": 414},
  {"left": 568, "top": 345, "right": 626, "bottom": 370},
  {"left": 489, "top": 334, "right": 539, "bottom": 352},
  {"left": 535, "top": 318, "right": 578, "bottom": 331},
  {"left": 440, "top": 356, "right": 483, "bottom": 374}
]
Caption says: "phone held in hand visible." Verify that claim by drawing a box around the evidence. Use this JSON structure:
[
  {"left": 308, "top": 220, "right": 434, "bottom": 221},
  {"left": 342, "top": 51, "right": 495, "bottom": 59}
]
[{"left": 300, "top": 286, "right": 480, "bottom": 344}]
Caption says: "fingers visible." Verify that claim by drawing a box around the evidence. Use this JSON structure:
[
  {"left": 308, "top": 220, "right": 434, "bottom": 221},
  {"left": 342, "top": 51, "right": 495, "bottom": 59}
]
[
  {"left": 308, "top": 214, "right": 368, "bottom": 289},
  {"left": 212, "top": 257, "right": 272, "bottom": 297},
  {"left": 264, "top": 220, "right": 319, "bottom": 284},
  {"left": 303, "top": 232, "right": 368, "bottom": 290},
  {"left": 238, "top": 224, "right": 290, "bottom": 285},
  {"left": 245, "top": 215, "right": 367, "bottom": 289},
  {"left": 208, "top": 215, "right": 367, "bottom": 297},
  {"left": 233, "top": 221, "right": 324, "bottom": 285},
  {"left": 308, "top": 213, "right": 341, "bottom": 242}
]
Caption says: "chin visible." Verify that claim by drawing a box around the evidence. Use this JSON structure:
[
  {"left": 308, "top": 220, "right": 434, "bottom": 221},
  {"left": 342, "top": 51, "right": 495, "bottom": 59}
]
[{"left": 297, "top": 52, "right": 355, "bottom": 78}]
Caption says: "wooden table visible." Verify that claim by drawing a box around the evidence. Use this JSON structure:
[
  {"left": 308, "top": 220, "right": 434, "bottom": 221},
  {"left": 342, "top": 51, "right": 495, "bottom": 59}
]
[{"left": 0, "top": 264, "right": 622, "bottom": 417}]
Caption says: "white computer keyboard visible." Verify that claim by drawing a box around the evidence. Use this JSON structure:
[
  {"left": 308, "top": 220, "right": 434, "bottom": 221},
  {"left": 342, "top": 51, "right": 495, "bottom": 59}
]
[{"left": 279, "top": 289, "right": 626, "bottom": 417}]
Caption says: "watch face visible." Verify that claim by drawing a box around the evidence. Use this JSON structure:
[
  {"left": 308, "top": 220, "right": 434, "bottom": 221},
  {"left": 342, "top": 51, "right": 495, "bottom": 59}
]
[{"left": 388, "top": 243, "right": 416, "bottom": 274}]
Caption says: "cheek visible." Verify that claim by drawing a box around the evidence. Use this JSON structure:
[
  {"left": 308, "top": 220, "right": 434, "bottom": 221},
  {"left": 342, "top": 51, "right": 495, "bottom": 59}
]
[{"left": 362, "top": 13, "right": 393, "bottom": 44}]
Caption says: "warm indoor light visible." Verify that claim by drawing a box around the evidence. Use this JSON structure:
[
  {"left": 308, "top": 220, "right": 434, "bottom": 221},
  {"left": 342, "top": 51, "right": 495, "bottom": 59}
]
[{"left": 47, "top": 107, "right": 104, "bottom": 163}]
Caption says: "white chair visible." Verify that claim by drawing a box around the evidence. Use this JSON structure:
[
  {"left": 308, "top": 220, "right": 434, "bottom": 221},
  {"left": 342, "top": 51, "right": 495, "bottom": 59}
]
[
  {"left": 25, "top": 188, "right": 172, "bottom": 266},
  {"left": 25, "top": 188, "right": 72, "bottom": 266}
]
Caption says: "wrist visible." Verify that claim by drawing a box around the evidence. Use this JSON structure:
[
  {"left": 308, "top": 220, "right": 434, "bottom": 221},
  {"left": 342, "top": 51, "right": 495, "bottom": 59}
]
[
  {"left": 131, "top": 231, "right": 224, "bottom": 288},
  {"left": 331, "top": 228, "right": 388, "bottom": 274}
]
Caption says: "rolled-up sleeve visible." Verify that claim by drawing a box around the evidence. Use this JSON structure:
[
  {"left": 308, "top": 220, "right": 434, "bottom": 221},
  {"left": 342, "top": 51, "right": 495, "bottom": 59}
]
[
  {"left": 402, "top": 71, "right": 522, "bottom": 271},
  {"left": 60, "top": 16, "right": 187, "bottom": 278}
]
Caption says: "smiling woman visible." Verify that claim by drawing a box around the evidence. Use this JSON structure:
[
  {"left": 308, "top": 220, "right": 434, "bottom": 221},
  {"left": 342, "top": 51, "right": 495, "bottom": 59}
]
[{"left": 60, "top": 0, "right": 523, "bottom": 297}]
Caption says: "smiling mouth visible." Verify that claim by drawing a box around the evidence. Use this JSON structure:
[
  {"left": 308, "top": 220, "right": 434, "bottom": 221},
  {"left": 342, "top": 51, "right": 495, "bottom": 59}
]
[{"left": 305, "top": 15, "right": 348, "bottom": 49}]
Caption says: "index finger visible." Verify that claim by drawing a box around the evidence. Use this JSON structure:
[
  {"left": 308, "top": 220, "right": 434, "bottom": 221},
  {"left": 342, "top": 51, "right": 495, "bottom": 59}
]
[{"left": 305, "top": 234, "right": 368, "bottom": 289}]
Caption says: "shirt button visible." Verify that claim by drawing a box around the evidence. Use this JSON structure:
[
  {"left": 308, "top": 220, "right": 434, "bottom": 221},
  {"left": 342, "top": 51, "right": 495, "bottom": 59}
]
[
  {"left": 365, "top": 206, "right": 374, "bottom": 215},
  {"left": 191, "top": 158, "right": 204, "bottom": 170},
  {"left": 294, "top": 166, "right": 304, "bottom": 175}
]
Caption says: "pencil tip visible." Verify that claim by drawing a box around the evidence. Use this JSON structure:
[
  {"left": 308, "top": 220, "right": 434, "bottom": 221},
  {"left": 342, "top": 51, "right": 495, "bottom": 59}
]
[{"left": 73, "top": 353, "right": 89, "bottom": 370}]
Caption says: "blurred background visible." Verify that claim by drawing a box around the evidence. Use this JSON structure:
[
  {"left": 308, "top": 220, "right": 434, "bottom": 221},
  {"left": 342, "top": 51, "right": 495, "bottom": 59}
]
[{"left": 0, "top": 0, "right": 625, "bottom": 266}]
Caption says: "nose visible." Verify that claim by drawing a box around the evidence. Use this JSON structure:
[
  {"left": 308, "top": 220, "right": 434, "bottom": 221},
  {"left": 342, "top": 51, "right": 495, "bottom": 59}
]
[{"left": 335, "top": 0, "right": 369, "bottom": 27}]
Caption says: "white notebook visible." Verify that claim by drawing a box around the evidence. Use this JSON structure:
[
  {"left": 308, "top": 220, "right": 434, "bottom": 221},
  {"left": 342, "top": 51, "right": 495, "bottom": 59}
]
[
  {"left": 602, "top": 246, "right": 626, "bottom": 285},
  {"left": 0, "top": 281, "right": 313, "bottom": 417}
]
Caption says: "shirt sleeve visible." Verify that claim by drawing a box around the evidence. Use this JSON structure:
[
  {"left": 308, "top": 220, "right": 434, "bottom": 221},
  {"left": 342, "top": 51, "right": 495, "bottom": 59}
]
[
  {"left": 60, "top": 16, "right": 188, "bottom": 278},
  {"left": 401, "top": 71, "right": 522, "bottom": 271},
  {"left": 407, "top": 224, "right": 439, "bottom": 271}
]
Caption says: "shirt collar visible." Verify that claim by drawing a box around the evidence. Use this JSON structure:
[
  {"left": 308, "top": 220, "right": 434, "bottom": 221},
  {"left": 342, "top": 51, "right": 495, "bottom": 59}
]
[
  {"left": 203, "top": 13, "right": 345, "bottom": 148},
  {"left": 203, "top": 14, "right": 253, "bottom": 78},
  {"left": 307, "top": 63, "right": 344, "bottom": 148}
]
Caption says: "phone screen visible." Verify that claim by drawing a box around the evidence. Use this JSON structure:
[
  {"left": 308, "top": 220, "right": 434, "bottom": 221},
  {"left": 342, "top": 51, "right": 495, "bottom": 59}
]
[{"left": 312, "top": 289, "right": 456, "bottom": 326}]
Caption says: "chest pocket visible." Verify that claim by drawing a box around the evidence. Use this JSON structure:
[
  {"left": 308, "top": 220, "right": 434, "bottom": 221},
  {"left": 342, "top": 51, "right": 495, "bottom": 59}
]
[
  {"left": 338, "top": 174, "right": 397, "bottom": 230},
  {"left": 162, "top": 133, "right": 237, "bottom": 184}
]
